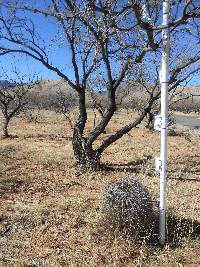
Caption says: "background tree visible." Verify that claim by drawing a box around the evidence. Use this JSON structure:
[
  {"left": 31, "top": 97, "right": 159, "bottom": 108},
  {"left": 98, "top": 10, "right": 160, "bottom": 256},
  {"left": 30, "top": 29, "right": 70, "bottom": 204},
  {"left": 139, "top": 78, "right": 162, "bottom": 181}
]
[
  {"left": 0, "top": 70, "right": 34, "bottom": 137},
  {"left": 0, "top": 0, "right": 199, "bottom": 170},
  {"left": 117, "top": 26, "right": 200, "bottom": 130},
  {"left": 54, "top": 89, "right": 77, "bottom": 129}
]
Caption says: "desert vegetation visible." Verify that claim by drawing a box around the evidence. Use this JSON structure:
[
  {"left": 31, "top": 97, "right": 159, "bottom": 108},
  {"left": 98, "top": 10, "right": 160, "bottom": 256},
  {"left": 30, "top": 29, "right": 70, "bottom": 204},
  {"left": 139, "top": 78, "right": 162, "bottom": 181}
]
[
  {"left": 0, "top": 1, "right": 200, "bottom": 266},
  {"left": 0, "top": 110, "right": 200, "bottom": 266}
]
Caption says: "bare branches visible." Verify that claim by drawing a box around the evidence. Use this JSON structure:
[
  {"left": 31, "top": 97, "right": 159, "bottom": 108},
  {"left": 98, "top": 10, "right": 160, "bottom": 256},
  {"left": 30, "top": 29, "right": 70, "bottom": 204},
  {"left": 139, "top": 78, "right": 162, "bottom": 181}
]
[
  {"left": 169, "top": 54, "right": 200, "bottom": 84},
  {"left": 0, "top": 68, "right": 36, "bottom": 137},
  {"left": 54, "top": 89, "right": 76, "bottom": 129},
  {"left": 97, "top": 97, "right": 155, "bottom": 154},
  {"left": 132, "top": 2, "right": 159, "bottom": 50}
]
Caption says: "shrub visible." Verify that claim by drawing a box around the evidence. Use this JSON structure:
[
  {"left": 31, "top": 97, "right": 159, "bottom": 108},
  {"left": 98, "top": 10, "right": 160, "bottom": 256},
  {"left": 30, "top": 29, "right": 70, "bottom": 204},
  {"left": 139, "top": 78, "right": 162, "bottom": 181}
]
[{"left": 103, "top": 178, "right": 153, "bottom": 234}]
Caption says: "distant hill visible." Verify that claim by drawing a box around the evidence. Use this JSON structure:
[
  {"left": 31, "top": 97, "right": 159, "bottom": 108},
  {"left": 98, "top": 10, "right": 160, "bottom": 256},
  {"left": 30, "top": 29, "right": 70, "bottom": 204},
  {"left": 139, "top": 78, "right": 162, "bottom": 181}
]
[
  {"left": 26, "top": 79, "right": 200, "bottom": 112},
  {"left": 0, "top": 80, "right": 15, "bottom": 89}
]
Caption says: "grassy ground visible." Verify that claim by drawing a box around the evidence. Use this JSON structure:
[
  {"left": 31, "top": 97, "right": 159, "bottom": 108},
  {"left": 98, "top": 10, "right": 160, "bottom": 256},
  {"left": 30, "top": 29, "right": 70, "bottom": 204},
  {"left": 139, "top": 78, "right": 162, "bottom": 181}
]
[{"left": 0, "top": 110, "right": 199, "bottom": 267}]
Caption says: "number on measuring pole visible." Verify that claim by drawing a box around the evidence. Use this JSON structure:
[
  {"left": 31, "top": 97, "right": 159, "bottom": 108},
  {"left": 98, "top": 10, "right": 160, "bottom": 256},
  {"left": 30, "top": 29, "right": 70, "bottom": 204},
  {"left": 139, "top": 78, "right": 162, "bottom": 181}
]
[
  {"left": 154, "top": 115, "right": 162, "bottom": 131},
  {"left": 155, "top": 156, "right": 163, "bottom": 172}
]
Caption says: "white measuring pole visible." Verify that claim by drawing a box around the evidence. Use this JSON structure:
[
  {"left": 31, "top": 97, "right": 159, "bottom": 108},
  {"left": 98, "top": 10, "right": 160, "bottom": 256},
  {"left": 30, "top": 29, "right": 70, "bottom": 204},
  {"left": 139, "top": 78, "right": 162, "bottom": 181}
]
[{"left": 159, "top": 0, "right": 170, "bottom": 245}]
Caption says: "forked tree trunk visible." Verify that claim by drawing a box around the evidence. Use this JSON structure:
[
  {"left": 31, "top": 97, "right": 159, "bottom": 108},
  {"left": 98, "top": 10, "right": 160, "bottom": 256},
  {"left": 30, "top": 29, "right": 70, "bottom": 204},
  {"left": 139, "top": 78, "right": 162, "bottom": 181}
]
[
  {"left": 72, "top": 129, "right": 101, "bottom": 171},
  {"left": 72, "top": 90, "right": 101, "bottom": 172}
]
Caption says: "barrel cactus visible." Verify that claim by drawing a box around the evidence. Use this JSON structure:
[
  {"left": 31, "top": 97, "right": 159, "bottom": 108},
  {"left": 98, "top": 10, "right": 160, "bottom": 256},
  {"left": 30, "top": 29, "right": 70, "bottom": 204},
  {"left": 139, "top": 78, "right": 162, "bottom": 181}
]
[{"left": 103, "top": 178, "right": 153, "bottom": 233}]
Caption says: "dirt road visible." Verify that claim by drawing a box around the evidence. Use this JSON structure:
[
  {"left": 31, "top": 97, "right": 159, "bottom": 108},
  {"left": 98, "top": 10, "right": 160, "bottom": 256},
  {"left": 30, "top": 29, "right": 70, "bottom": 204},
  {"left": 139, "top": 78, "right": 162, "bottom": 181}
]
[{"left": 173, "top": 113, "right": 200, "bottom": 129}]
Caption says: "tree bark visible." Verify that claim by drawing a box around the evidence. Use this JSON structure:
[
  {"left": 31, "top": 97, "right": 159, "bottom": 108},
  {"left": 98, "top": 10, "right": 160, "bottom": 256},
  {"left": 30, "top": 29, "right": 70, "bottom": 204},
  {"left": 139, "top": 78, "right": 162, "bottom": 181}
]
[
  {"left": 72, "top": 89, "right": 101, "bottom": 172},
  {"left": 72, "top": 130, "right": 101, "bottom": 171},
  {"left": 146, "top": 111, "right": 154, "bottom": 130},
  {"left": 3, "top": 118, "right": 9, "bottom": 138}
]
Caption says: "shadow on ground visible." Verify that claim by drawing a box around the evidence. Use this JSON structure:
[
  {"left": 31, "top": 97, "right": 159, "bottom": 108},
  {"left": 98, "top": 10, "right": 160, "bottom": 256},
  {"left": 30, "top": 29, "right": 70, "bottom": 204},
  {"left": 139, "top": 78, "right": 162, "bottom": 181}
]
[
  {"left": 22, "top": 133, "right": 72, "bottom": 141},
  {"left": 0, "top": 134, "right": 18, "bottom": 139},
  {"left": 169, "top": 177, "right": 200, "bottom": 183},
  {"left": 165, "top": 215, "right": 200, "bottom": 247},
  {"left": 102, "top": 156, "right": 153, "bottom": 173},
  {"left": 126, "top": 214, "right": 200, "bottom": 248},
  {"left": 101, "top": 211, "right": 200, "bottom": 248},
  {"left": 0, "top": 177, "right": 24, "bottom": 199}
]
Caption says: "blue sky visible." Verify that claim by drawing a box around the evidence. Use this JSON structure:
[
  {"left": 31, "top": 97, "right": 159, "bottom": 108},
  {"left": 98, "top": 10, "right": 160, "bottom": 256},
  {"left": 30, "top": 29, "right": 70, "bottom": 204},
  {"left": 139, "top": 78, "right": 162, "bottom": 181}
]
[
  {"left": 0, "top": 3, "right": 75, "bottom": 82},
  {"left": 0, "top": 1, "right": 199, "bottom": 86}
]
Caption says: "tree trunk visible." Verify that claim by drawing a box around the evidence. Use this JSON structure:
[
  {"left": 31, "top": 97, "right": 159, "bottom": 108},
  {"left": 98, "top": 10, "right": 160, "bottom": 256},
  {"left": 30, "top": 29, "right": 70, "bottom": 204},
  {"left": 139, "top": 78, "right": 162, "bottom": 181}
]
[
  {"left": 72, "top": 89, "right": 101, "bottom": 172},
  {"left": 146, "top": 111, "right": 154, "bottom": 130},
  {"left": 72, "top": 129, "right": 101, "bottom": 172},
  {"left": 3, "top": 118, "right": 9, "bottom": 138}
]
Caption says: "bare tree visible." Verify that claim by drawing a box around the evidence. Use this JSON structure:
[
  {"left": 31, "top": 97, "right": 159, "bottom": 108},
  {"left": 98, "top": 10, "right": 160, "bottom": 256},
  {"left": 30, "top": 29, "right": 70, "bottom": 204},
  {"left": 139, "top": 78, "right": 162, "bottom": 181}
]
[
  {"left": 0, "top": 1, "right": 199, "bottom": 170},
  {"left": 125, "top": 31, "right": 200, "bottom": 130},
  {"left": 54, "top": 89, "right": 77, "bottom": 129},
  {"left": 0, "top": 71, "right": 32, "bottom": 137}
]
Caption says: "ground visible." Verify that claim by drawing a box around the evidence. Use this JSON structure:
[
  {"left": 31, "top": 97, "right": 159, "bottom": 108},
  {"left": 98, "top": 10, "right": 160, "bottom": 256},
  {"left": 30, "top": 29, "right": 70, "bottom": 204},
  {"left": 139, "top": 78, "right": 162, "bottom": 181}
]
[{"left": 0, "top": 110, "right": 199, "bottom": 267}]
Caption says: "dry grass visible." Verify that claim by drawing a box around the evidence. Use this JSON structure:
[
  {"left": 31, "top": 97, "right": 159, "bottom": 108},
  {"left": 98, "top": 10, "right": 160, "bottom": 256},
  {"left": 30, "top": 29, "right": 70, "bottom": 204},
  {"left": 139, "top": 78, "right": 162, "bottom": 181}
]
[{"left": 0, "top": 110, "right": 199, "bottom": 267}]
